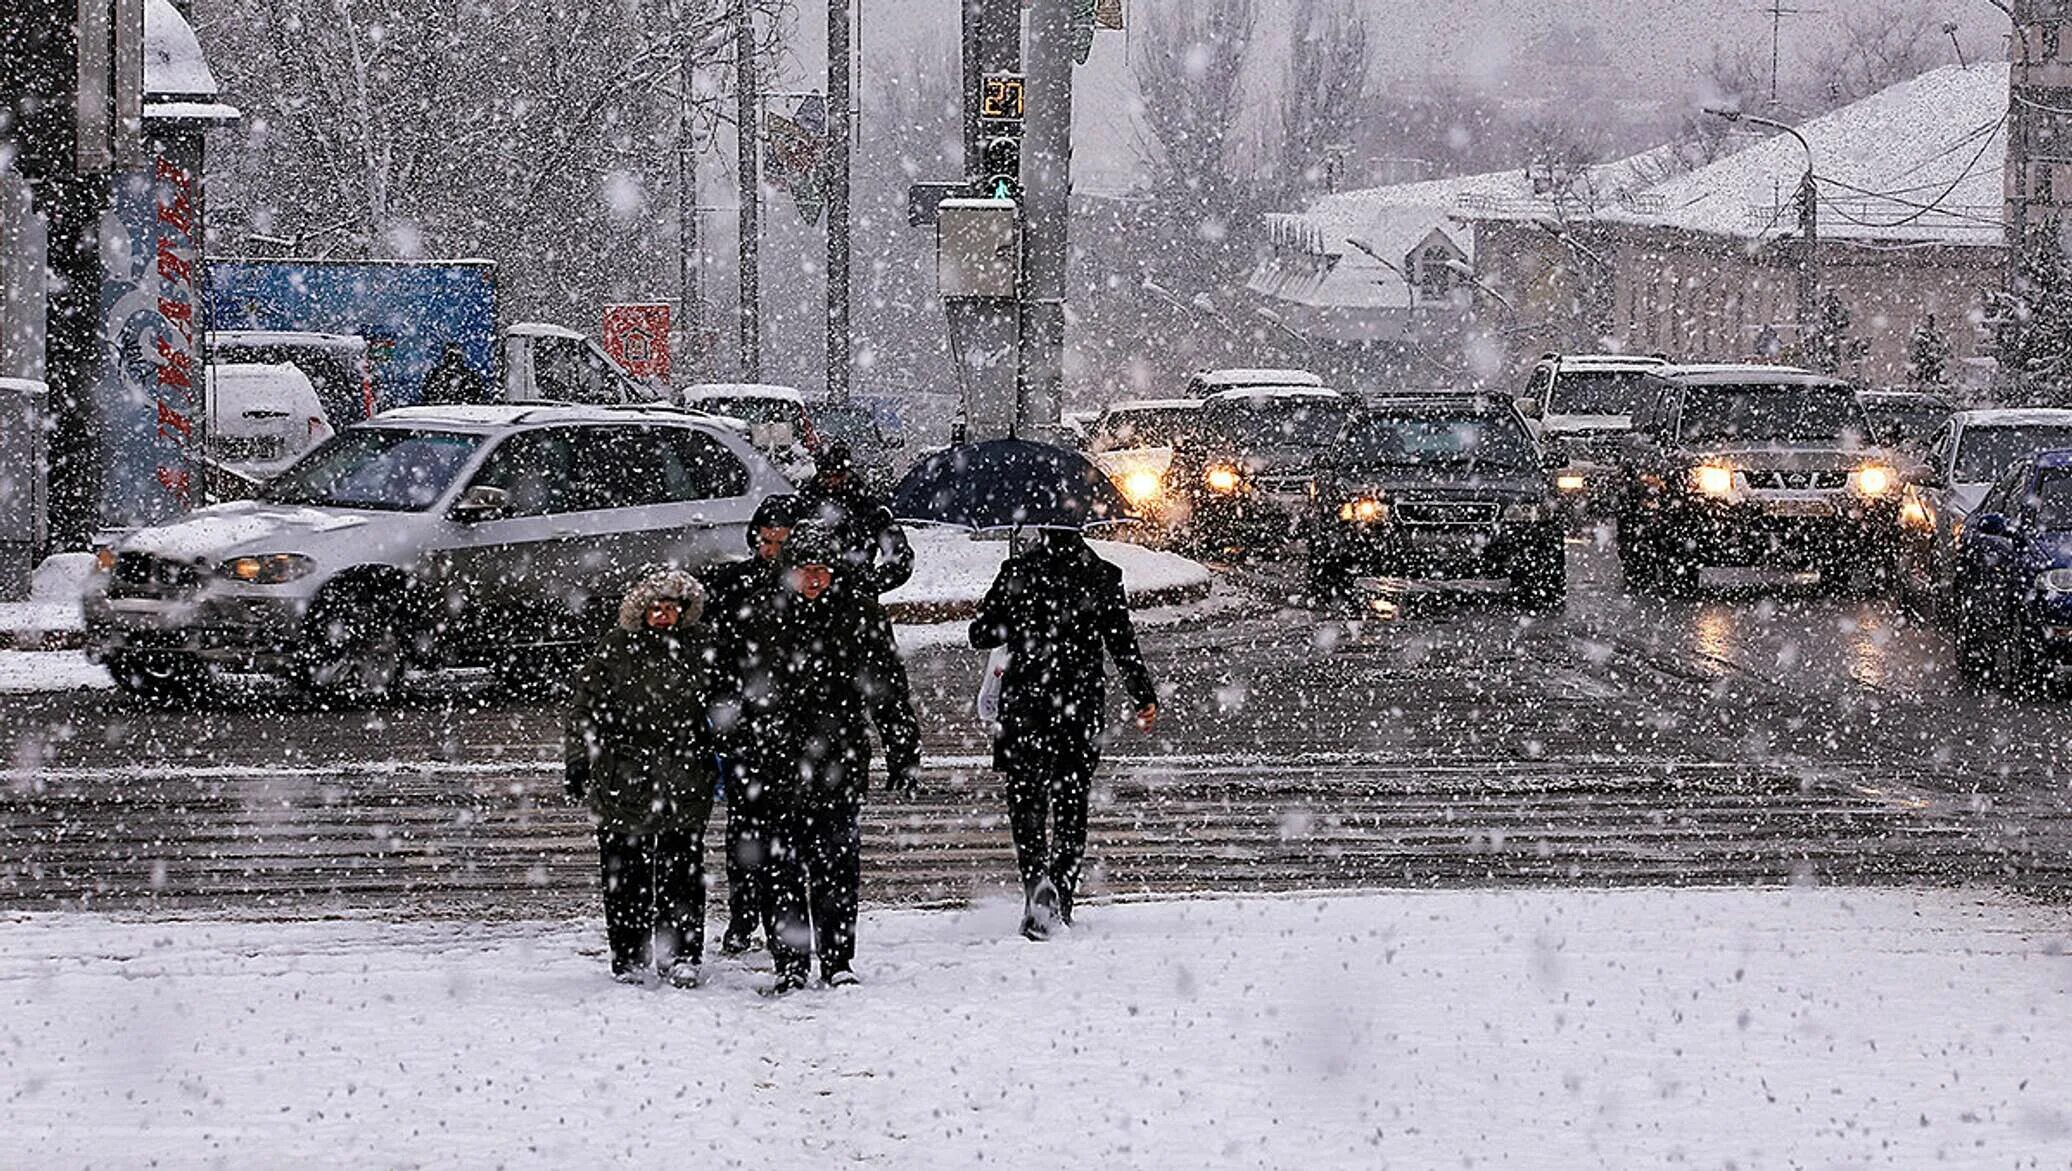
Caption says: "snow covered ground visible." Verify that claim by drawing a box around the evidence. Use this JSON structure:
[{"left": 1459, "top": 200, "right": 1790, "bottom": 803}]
[
  {"left": 0, "top": 650, "right": 110, "bottom": 693},
  {"left": 0, "top": 553, "right": 91, "bottom": 646},
  {"left": 5, "top": 887, "right": 2069, "bottom": 1167}
]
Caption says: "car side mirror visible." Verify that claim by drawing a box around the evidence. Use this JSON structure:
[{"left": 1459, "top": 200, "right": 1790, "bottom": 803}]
[
  {"left": 1972, "top": 512, "right": 2010, "bottom": 538},
  {"left": 1514, "top": 398, "right": 1543, "bottom": 420},
  {"left": 452, "top": 485, "right": 510, "bottom": 522}
]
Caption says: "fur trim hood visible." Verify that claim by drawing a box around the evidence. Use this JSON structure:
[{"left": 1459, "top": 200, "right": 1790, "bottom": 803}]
[{"left": 617, "top": 569, "right": 706, "bottom": 631}]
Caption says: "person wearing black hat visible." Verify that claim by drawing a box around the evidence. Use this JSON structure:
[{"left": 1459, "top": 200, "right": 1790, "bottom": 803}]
[
  {"left": 798, "top": 440, "right": 915, "bottom": 595},
  {"left": 699, "top": 493, "right": 801, "bottom": 956},
  {"left": 971, "top": 527, "right": 1158, "bottom": 941},
  {"left": 726, "top": 520, "right": 921, "bottom": 992}
]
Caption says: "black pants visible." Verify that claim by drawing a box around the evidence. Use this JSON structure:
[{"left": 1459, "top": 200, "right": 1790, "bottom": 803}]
[
  {"left": 721, "top": 761, "right": 762, "bottom": 941},
  {"left": 1003, "top": 730, "right": 1100, "bottom": 918},
  {"left": 596, "top": 825, "right": 706, "bottom": 973},
  {"left": 758, "top": 779, "right": 864, "bottom": 978}
]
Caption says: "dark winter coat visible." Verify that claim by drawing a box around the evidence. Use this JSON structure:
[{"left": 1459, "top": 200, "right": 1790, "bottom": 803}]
[
  {"left": 796, "top": 482, "right": 915, "bottom": 595},
  {"left": 565, "top": 585, "right": 717, "bottom": 834},
  {"left": 420, "top": 349, "right": 486, "bottom": 406},
  {"left": 725, "top": 576, "right": 920, "bottom": 795},
  {"left": 969, "top": 532, "right": 1157, "bottom": 768}
]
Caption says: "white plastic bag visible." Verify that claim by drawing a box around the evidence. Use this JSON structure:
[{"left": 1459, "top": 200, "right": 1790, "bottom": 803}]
[{"left": 975, "top": 647, "right": 1010, "bottom": 724}]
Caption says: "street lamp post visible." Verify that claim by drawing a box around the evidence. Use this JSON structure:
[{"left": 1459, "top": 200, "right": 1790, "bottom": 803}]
[{"left": 1707, "top": 108, "right": 1818, "bottom": 350}]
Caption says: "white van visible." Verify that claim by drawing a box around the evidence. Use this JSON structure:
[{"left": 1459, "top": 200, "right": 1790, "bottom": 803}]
[{"left": 207, "top": 362, "right": 336, "bottom": 483}]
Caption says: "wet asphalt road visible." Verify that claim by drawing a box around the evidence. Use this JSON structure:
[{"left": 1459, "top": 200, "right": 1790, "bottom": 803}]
[{"left": 2, "top": 539, "right": 2068, "bottom": 917}]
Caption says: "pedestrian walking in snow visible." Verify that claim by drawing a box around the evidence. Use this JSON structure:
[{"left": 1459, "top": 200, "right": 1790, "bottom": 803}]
[
  {"left": 725, "top": 522, "right": 921, "bottom": 992},
  {"left": 797, "top": 441, "right": 915, "bottom": 595},
  {"left": 699, "top": 493, "right": 802, "bottom": 956},
  {"left": 564, "top": 569, "right": 716, "bottom": 987},
  {"left": 419, "top": 341, "right": 486, "bottom": 406},
  {"left": 970, "top": 528, "right": 1158, "bottom": 940}
]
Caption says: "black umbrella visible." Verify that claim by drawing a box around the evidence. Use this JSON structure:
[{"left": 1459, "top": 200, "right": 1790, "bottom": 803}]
[{"left": 891, "top": 438, "right": 1132, "bottom": 531}]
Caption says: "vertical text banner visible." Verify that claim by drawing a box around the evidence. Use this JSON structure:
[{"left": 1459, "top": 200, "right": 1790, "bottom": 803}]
[{"left": 97, "top": 151, "right": 204, "bottom": 526}]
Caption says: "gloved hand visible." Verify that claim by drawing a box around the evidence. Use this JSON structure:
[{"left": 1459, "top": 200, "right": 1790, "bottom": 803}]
[{"left": 884, "top": 751, "right": 922, "bottom": 795}]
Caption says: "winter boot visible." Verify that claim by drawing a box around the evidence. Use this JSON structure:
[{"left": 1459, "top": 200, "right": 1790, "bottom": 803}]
[
  {"left": 822, "top": 964, "right": 861, "bottom": 988},
  {"left": 719, "top": 929, "right": 757, "bottom": 957},
  {"left": 661, "top": 959, "right": 702, "bottom": 989},
  {"left": 1021, "top": 877, "right": 1062, "bottom": 941},
  {"left": 611, "top": 963, "right": 649, "bottom": 987},
  {"left": 763, "top": 964, "right": 811, "bottom": 997}
]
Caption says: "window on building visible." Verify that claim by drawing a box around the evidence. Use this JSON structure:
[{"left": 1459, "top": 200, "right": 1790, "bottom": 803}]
[{"left": 1415, "top": 246, "right": 1455, "bottom": 301}]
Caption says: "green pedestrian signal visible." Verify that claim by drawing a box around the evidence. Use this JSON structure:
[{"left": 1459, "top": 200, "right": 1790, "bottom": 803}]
[{"left": 981, "top": 134, "right": 1022, "bottom": 204}]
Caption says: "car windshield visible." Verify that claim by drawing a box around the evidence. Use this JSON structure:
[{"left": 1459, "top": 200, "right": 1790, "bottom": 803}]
[
  {"left": 1091, "top": 408, "right": 1197, "bottom": 452},
  {"left": 1203, "top": 396, "right": 1349, "bottom": 450},
  {"left": 1955, "top": 426, "right": 2072, "bottom": 483},
  {"left": 1547, "top": 370, "right": 1654, "bottom": 417},
  {"left": 1677, "top": 384, "right": 1869, "bottom": 446},
  {"left": 1863, "top": 401, "right": 1953, "bottom": 447},
  {"left": 2033, "top": 467, "right": 2072, "bottom": 528},
  {"left": 689, "top": 397, "right": 802, "bottom": 428},
  {"left": 1341, "top": 410, "right": 1537, "bottom": 469},
  {"left": 263, "top": 427, "right": 484, "bottom": 511},
  {"left": 814, "top": 406, "right": 882, "bottom": 444}
]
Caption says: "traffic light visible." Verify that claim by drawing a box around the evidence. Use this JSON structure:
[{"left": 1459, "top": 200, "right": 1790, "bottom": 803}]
[{"left": 981, "top": 133, "right": 1022, "bottom": 203}]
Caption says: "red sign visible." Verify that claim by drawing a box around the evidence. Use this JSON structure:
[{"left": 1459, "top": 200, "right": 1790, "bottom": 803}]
[{"left": 601, "top": 303, "right": 672, "bottom": 381}]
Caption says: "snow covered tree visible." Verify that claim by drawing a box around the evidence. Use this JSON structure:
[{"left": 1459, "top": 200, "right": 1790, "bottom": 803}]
[
  {"left": 1907, "top": 315, "right": 1952, "bottom": 388},
  {"left": 1987, "top": 226, "right": 2072, "bottom": 406},
  {"left": 1804, "top": 289, "right": 1867, "bottom": 377}
]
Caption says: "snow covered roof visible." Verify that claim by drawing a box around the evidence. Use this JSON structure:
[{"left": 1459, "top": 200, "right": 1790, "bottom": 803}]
[
  {"left": 209, "top": 330, "right": 369, "bottom": 353},
  {"left": 505, "top": 321, "right": 587, "bottom": 341},
  {"left": 1606, "top": 63, "right": 2007, "bottom": 247},
  {"left": 1204, "top": 386, "right": 1345, "bottom": 403},
  {"left": 1192, "top": 369, "right": 1322, "bottom": 390},
  {"left": 143, "top": 0, "right": 239, "bottom": 123},
  {"left": 1953, "top": 408, "right": 2072, "bottom": 428},
  {"left": 1097, "top": 398, "right": 1203, "bottom": 414},
  {"left": 681, "top": 383, "right": 808, "bottom": 403}
]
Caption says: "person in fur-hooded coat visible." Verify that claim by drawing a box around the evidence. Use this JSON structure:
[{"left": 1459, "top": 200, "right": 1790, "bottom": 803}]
[{"left": 565, "top": 568, "right": 716, "bottom": 985}]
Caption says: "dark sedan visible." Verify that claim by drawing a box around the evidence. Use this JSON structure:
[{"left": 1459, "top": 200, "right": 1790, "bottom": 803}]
[
  {"left": 1949, "top": 449, "right": 2072, "bottom": 697},
  {"left": 1308, "top": 394, "right": 1565, "bottom": 606}
]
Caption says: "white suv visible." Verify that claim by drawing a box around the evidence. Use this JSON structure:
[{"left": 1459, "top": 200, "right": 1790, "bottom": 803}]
[{"left": 84, "top": 403, "right": 790, "bottom": 702}]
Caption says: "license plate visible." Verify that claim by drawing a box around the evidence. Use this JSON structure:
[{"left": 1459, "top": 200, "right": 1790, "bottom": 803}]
[{"left": 1764, "top": 498, "right": 1834, "bottom": 518}]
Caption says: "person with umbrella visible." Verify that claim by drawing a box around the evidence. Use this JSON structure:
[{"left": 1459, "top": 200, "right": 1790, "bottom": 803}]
[
  {"left": 726, "top": 522, "right": 922, "bottom": 991},
  {"left": 799, "top": 440, "right": 914, "bottom": 595},
  {"left": 896, "top": 436, "right": 1156, "bottom": 940}
]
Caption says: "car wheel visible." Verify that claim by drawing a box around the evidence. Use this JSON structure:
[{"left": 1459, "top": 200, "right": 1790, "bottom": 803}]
[
  {"left": 105, "top": 651, "right": 212, "bottom": 705},
  {"left": 1994, "top": 630, "right": 2049, "bottom": 700},
  {"left": 1951, "top": 596, "right": 1992, "bottom": 682},
  {"left": 298, "top": 585, "right": 409, "bottom": 706},
  {"left": 1307, "top": 546, "right": 1350, "bottom": 606},
  {"left": 1653, "top": 533, "right": 1702, "bottom": 597},
  {"left": 1511, "top": 539, "right": 1567, "bottom": 609},
  {"left": 1614, "top": 519, "right": 1659, "bottom": 593}
]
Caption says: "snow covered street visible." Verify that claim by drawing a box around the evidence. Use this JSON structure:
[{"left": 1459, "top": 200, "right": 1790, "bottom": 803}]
[{"left": 5, "top": 887, "right": 2069, "bottom": 1168}]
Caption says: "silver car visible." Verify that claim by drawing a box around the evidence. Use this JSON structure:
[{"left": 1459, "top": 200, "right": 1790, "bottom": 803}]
[
  {"left": 84, "top": 403, "right": 790, "bottom": 701},
  {"left": 1896, "top": 407, "right": 2072, "bottom": 616}
]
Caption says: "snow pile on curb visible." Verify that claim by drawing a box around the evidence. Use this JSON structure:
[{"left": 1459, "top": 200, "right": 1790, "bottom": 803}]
[
  {"left": 5, "top": 888, "right": 2071, "bottom": 1166},
  {"left": 0, "top": 650, "right": 112, "bottom": 693},
  {"left": 0, "top": 553, "right": 94, "bottom": 649},
  {"left": 884, "top": 526, "right": 1212, "bottom": 622}
]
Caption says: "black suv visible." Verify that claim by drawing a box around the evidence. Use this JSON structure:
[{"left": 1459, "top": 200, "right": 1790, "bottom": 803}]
[
  {"left": 1307, "top": 393, "right": 1565, "bottom": 605},
  {"left": 1613, "top": 365, "right": 1907, "bottom": 593},
  {"left": 1169, "top": 386, "right": 1353, "bottom": 556}
]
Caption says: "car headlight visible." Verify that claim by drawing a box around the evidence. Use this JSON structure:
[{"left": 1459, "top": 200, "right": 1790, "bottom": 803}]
[
  {"left": 94, "top": 546, "right": 117, "bottom": 574},
  {"left": 2040, "top": 568, "right": 2072, "bottom": 594},
  {"left": 1203, "top": 464, "right": 1244, "bottom": 494},
  {"left": 1503, "top": 501, "right": 1545, "bottom": 522},
  {"left": 1849, "top": 465, "right": 1896, "bottom": 498},
  {"left": 1119, "top": 468, "right": 1165, "bottom": 507},
  {"left": 1555, "top": 473, "right": 1588, "bottom": 493},
  {"left": 1899, "top": 494, "right": 1931, "bottom": 530},
  {"left": 219, "top": 553, "right": 317, "bottom": 584},
  {"left": 1689, "top": 464, "right": 1737, "bottom": 498},
  {"left": 1336, "top": 496, "right": 1388, "bottom": 524}
]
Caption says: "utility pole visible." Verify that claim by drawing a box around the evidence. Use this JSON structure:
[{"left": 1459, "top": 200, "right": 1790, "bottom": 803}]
[
  {"left": 826, "top": 0, "right": 852, "bottom": 402},
  {"left": 736, "top": 0, "right": 761, "bottom": 380},
  {"left": 1016, "top": 0, "right": 1072, "bottom": 434},
  {"left": 677, "top": 2, "right": 704, "bottom": 384},
  {"left": 1707, "top": 108, "right": 1816, "bottom": 348},
  {"left": 1762, "top": 1, "right": 1802, "bottom": 112}
]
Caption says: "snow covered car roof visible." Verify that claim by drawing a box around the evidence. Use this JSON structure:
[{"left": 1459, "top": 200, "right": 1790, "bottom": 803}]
[
  {"left": 504, "top": 321, "right": 587, "bottom": 340},
  {"left": 1539, "top": 353, "right": 1669, "bottom": 370},
  {"left": 1098, "top": 398, "right": 1204, "bottom": 414},
  {"left": 681, "top": 383, "right": 808, "bottom": 404},
  {"left": 1191, "top": 368, "right": 1324, "bottom": 390},
  {"left": 1657, "top": 364, "right": 1841, "bottom": 386},
  {"left": 1205, "top": 385, "right": 1344, "bottom": 404},
  {"left": 1952, "top": 407, "right": 2072, "bottom": 429},
  {"left": 373, "top": 403, "right": 707, "bottom": 430},
  {"left": 209, "top": 329, "right": 368, "bottom": 353}
]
